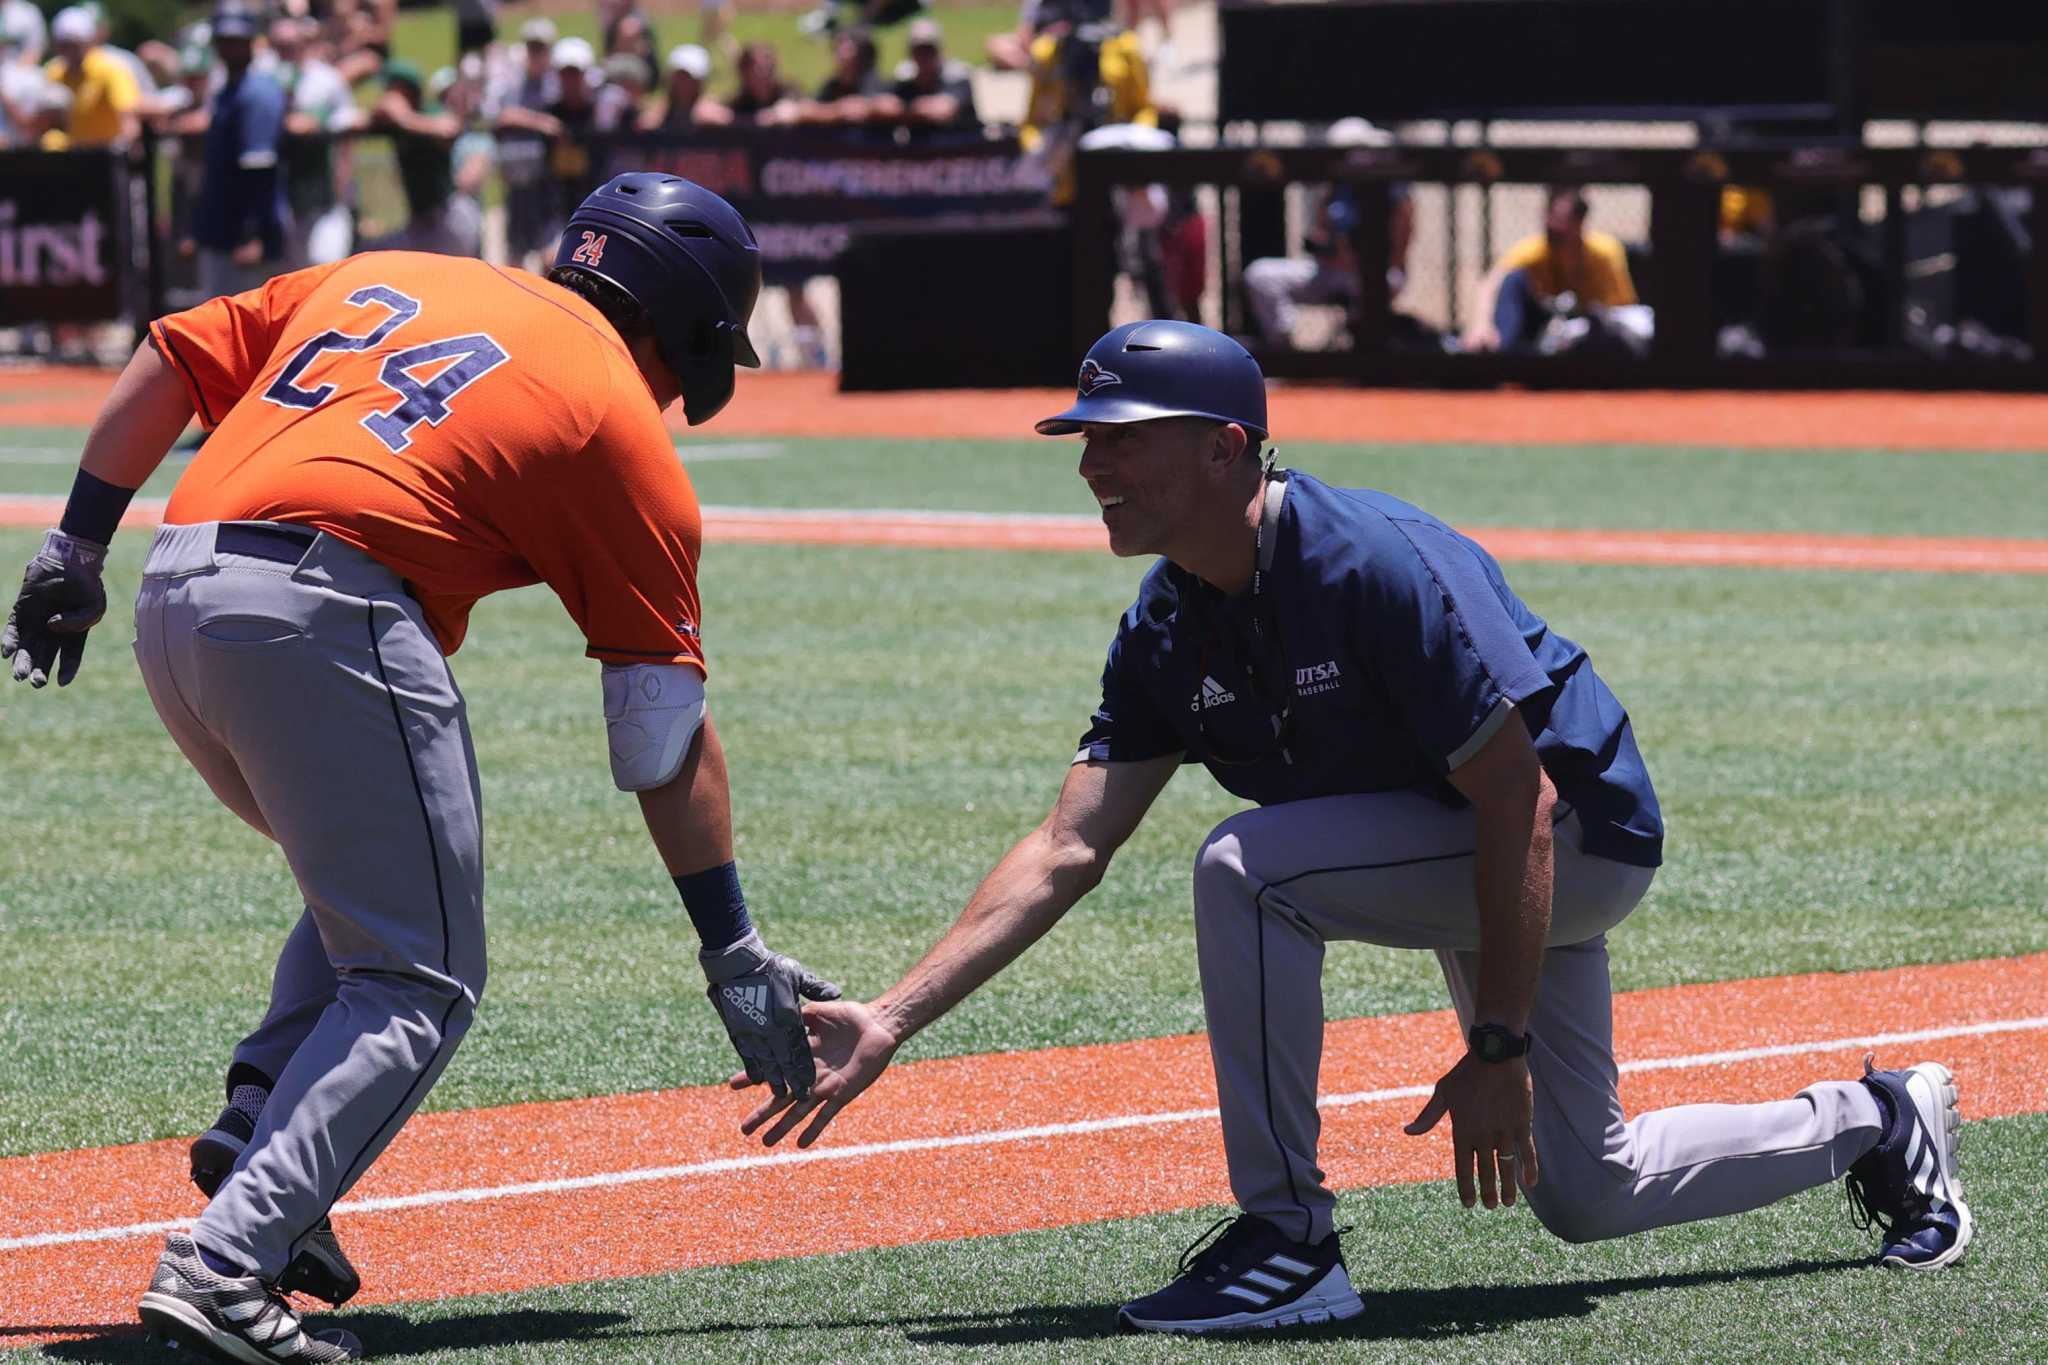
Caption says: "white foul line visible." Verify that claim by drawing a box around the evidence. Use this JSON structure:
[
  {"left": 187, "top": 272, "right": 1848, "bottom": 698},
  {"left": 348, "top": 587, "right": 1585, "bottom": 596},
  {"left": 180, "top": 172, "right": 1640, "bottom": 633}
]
[{"left": 5, "top": 1013, "right": 2043, "bottom": 1254}]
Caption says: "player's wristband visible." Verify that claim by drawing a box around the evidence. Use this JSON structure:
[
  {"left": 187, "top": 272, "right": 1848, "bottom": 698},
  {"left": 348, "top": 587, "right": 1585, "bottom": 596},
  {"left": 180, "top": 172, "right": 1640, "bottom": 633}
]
[
  {"left": 674, "top": 860, "right": 755, "bottom": 953},
  {"left": 58, "top": 469, "right": 137, "bottom": 547}
]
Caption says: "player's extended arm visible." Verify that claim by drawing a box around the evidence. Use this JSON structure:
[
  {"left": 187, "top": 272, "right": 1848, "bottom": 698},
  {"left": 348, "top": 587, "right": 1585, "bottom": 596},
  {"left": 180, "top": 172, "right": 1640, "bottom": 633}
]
[
  {"left": 2, "top": 340, "right": 195, "bottom": 687},
  {"left": 1403, "top": 714, "right": 1557, "bottom": 1209},
  {"left": 624, "top": 692, "right": 841, "bottom": 1098},
  {"left": 735, "top": 751, "right": 1182, "bottom": 1148}
]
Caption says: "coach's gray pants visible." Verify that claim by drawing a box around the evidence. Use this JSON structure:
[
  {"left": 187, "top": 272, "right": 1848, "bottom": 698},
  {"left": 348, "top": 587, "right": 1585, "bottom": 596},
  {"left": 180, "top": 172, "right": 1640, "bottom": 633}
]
[
  {"left": 1193, "top": 794, "right": 1885, "bottom": 1246},
  {"left": 134, "top": 522, "right": 486, "bottom": 1280}
]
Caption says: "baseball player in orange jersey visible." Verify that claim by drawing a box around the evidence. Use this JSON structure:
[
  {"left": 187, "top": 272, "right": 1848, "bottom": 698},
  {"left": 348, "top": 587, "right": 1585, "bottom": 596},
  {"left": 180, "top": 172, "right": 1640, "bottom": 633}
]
[{"left": 2, "top": 174, "right": 838, "bottom": 1363}]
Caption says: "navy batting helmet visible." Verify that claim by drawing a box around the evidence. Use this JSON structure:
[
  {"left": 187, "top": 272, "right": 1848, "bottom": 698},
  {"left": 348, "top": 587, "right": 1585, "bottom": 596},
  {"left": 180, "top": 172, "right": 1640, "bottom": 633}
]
[
  {"left": 555, "top": 172, "right": 761, "bottom": 425},
  {"left": 1035, "top": 320, "right": 1269, "bottom": 441}
]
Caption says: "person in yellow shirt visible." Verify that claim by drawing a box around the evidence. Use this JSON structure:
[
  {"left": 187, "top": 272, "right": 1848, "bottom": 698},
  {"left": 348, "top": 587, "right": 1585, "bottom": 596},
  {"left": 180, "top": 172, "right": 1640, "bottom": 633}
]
[
  {"left": 1464, "top": 185, "right": 1636, "bottom": 353},
  {"left": 43, "top": 3, "right": 139, "bottom": 148},
  {"left": 1021, "top": 15, "right": 1155, "bottom": 205}
]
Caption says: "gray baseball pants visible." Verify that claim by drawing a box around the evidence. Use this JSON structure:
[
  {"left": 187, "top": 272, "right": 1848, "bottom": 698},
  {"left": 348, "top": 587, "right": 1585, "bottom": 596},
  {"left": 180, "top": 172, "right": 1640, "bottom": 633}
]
[
  {"left": 1192, "top": 793, "right": 1886, "bottom": 1246},
  {"left": 133, "top": 521, "right": 486, "bottom": 1280}
]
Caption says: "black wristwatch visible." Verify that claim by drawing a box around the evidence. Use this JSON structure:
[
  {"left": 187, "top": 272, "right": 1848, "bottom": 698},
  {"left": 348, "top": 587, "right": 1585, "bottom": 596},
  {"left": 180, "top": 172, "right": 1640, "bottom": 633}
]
[{"left": 1467, "top": 1023, "right": 1531, "bottom": 1063}]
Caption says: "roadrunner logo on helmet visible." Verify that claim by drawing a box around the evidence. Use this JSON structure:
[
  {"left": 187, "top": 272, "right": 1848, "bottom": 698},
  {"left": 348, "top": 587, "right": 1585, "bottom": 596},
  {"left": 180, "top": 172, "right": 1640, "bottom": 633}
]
[
  {"left": 1036, "top": 320, "right": 1270, "bottom": 441},
  {"left": 553, "top": 172, "right": 763, "bottom": 426},
  {"left": 1076, "top": 358, "right": 1122, "bottom": 396}
]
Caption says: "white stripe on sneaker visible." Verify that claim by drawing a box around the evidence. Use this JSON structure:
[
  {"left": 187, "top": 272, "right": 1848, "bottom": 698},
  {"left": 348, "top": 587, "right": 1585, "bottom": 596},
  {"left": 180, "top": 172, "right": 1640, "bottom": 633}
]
[
  {"left": 1218, "top": 1284, "right": 1272, "bottom": 1306},
  {"left": 1241, "top": 1269, "right": 1293, "bottom": 1292},
  {"left": 1264, "top": 1253, "right": 1315, "bottom": 1276}
]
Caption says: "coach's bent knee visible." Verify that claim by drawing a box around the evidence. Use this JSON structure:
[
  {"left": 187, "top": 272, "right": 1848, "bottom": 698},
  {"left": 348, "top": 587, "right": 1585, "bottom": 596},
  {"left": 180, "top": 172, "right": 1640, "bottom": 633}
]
[
  {"left": 1192, "top": 822, "right": 1256, "bottom": 917},
  {"left": 1524, "top": 1178, "right": 1628, "bottom": 1244}
]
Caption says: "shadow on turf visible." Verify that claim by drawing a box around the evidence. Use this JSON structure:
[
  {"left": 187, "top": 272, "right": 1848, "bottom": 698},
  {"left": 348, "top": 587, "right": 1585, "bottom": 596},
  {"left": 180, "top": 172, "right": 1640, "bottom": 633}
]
[
  {"left": 22, "top": 1256, "right": 1869, "bottom": 1356},
  {"left": 626, "top": 1255, "right": 1873, "bottom": 1347},
  {"left": 34, "top": 1309, "right": 632, "bottom": 1361}
]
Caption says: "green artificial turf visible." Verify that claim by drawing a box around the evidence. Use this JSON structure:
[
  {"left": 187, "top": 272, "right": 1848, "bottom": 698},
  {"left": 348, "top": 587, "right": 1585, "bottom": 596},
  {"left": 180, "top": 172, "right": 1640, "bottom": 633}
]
[
  {"left": 14, "top": 1112, "right": 2045, "bottom": 1362},
  {"left": 5, "top": 431, "right": 2046, "bottom": 539},
  {"left": 3, "top": 511, "right": 2044, "bottom": 1155}
]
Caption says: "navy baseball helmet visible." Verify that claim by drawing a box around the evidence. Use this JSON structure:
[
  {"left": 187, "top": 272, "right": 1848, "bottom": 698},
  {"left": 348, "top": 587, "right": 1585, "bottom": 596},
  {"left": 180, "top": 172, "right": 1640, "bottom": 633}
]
[
  {"left": 1035, "top": 320, "right": 1269, "bottom": 441},
  {"left": 554, "top": 172, "right": 761, "bottom": 425}
]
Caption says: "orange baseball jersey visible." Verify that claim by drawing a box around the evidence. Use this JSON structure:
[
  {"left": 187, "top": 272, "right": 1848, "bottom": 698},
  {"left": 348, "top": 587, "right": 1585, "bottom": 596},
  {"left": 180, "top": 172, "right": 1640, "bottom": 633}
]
[{"left": 152, "top": 251, "right": 704, "bottom": 666}]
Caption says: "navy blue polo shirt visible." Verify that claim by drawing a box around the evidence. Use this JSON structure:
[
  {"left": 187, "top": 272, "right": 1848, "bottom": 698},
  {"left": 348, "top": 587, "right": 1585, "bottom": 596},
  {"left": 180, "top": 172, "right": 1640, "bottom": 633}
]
[
  {"left": 192, "top": 68, "right": 287, "bottom": 254},
  {"left": 1077, "top": 472, "right": 1663, "bottom": 867}
]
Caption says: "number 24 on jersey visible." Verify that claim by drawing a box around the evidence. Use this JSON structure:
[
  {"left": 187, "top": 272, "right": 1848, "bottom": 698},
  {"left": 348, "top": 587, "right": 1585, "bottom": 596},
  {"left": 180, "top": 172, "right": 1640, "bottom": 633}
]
[{"left": 262, "top": 284, "right": 509, "bottom": 454}]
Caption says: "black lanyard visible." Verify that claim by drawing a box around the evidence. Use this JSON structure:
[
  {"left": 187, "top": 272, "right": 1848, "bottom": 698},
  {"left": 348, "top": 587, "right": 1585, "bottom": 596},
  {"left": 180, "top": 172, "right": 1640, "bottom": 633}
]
[{"left": 1190, "top": 470, "right": 1295, "bottom": 767}]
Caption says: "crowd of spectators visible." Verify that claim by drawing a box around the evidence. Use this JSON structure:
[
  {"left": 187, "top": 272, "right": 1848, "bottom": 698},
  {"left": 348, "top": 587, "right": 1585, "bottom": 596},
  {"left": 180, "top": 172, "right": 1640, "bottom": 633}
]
[{"left": 1, "top": 0, "right": 1167, "bottom": 275}]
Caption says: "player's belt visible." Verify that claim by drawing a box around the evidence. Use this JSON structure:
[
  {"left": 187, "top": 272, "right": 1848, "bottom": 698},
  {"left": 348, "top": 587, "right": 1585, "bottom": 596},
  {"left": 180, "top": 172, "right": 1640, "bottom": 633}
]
[{"left": 216, "top": 522, "right": 317, "bottom": 565}]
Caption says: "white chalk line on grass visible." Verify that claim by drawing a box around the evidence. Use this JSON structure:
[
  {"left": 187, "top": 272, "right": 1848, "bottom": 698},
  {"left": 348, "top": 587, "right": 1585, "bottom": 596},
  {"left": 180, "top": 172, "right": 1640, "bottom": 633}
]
[{"left": 5, "top": 1013, "right": 2044, "bottom": 1254}]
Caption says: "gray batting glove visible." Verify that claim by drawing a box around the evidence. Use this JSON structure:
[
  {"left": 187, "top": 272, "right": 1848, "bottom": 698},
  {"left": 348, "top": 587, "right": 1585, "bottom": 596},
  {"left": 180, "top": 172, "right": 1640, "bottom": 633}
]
[
  {"left": 2, "top": 530, "right": 109, "bottom": 689},
  {"left": 702, "top": 929, "right": 842, "bottom": 1098}
]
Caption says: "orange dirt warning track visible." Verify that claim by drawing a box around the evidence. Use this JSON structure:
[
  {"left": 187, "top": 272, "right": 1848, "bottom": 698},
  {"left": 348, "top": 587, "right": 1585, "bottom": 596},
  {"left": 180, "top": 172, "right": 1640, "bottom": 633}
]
[{"left": 4, "top": 953, "right": 2046, "bottom": 1346}]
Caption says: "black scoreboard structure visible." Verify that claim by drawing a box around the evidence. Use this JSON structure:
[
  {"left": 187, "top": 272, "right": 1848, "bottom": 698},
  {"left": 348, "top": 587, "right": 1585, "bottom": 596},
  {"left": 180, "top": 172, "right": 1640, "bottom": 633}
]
[{"left": 1218, "top": 0, "right": 2048, "bottom": 130}]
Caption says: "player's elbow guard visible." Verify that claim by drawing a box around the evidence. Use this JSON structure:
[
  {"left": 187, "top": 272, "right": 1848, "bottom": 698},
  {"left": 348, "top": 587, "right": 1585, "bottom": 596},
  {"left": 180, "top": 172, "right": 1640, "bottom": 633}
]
[{"left": 601, "top": 663, "right": 707, "bottom": 791}]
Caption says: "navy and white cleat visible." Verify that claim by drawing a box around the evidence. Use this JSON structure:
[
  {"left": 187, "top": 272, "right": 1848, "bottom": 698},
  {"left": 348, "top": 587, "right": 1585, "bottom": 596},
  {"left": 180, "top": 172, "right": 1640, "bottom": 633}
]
[{"left": 1846, "top": 1057, "right": 1974, "bottom": 1271}]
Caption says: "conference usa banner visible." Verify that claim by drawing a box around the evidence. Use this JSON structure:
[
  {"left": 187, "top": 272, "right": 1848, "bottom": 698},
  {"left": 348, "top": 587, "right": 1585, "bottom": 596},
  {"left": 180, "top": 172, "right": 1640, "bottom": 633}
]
[{"left": 600, "top": 130, "right": 1052, "bottom": 285}]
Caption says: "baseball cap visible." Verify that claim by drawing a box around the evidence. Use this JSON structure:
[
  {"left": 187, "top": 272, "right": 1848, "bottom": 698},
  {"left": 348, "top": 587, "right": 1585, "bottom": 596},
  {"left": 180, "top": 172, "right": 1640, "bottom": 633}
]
[
  {"left": 550, "top": 35, "right": 594, "bottom": 71},
  {"left": 51, "top": 6, "right": 97, "bottom": 44},
  {"left": 210, "top": 7, "right": 260, "bottom": 41},
  {"left": 665, "top": 43, "right": 711, "bottom": 79},
  {"left": 906, "top": 17, "right": 942, "bottom": 49},
  {"left": 520, "top": 16, "right": 558, "bottom": 45}
]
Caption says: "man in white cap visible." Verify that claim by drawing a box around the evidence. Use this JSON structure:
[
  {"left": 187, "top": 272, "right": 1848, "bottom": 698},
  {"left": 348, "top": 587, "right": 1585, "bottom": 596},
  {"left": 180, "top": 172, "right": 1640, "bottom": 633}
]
[
  {"left": 1, "top": 0, "right": 46, "bottom": 65},
  {"left": 43, "top": 3, "right": 138, "bottom": 147},
  {"left": 644, "top": 43, "right": 731, "bottom": 129},
  {"left": 485, "top": 16, "right": 562, "bottom": 266}
]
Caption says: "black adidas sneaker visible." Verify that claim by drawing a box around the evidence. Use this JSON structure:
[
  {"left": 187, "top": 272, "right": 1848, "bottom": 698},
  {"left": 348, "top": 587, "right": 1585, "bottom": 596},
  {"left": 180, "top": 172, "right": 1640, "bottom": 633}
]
[{"left": 1117, "top": 1213, "right": 1365, "bottom": 1334}]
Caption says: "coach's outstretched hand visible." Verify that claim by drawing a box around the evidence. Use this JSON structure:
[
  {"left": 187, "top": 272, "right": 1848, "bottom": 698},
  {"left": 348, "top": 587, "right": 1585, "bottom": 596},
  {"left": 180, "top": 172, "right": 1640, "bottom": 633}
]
[
  {"left": 1403, "top": 1053, "right": 1539, "bottom": 1211},
  {"left": 733, "top": 998, "right": 899, "bottom": 1149},
  {"left": 2, "top": 530, "right": 108, "bottom": 688},
  {"left": 703, "top": 930, "right": 842, "bottom": 1099}
]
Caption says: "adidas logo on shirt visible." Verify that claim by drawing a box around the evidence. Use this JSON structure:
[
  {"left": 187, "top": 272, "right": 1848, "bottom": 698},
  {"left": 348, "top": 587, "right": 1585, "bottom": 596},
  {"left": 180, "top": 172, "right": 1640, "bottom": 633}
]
[
  {"left": 1216, "top": 1251, "right": 1320, "bottom": 1308},
  {"left": 723, "top": 983, "right": 770, "bottom": 1026},
  {"left": 1193, "top": 675, "right": 1237, "bottom": 711}
]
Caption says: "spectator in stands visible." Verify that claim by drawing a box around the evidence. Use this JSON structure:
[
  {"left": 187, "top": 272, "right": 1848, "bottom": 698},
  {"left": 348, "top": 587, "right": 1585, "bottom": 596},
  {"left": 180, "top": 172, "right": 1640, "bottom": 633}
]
[
  {"left": 642, "top": 43, "right": 732, "bottom": 130},
  {"left": 1, "top": 25, "right": 58, "bottom": 147},
  {"left": 42, "top": 4, "right": 139, "bottom": 148},
  {"left": 433, "top": 56, "right": 494, "bottom": 252},
  {"left": 607, "top": 10, "right": 657, "bottom": 68},
  {"left": 264, "top": 15, "right": 357, "bottom": 265},
  {"left": 791, "top": 27, "right": 884, "bottom": 126},
  {"left": 543, "top": 37, "right": 605, "bottom": 233},
  {"left": 367, "top": 58, "right": 475, "bottom": 255},
  {"left": 187, "top": 7, "right": 287, "bottom": 299},
  {"left": 818, "top": 28, "right": 884, "bottom": 102},
  {"left": 1242, "top": 121, "right": 1416, "bottom": 351},
  {"left": 1463, "top": 184, "right": 1637, "bottom": 353},
  {"left": 453, "top": 0, "right": 497, "bottom": 59},
  {"left": 885, "top": 17, "right": 976, "bottom": 129},
  {"left": 1021, "top": 9, "right": 1154, "bottom": 205},
  {"left": 327, "top": 0, "right": 396, "bottom": 87},
  {"left": 486, "top": 17, "right": 560, "bottom": 267},
  {"left": 728, "top": 40, "right": 796, "bottom": 124},
  {"left": 1, "top": 0, "right": 45, "bottom": 65},
  {"left": 594, "top": 51, "right": 651, "bottom": 132}
]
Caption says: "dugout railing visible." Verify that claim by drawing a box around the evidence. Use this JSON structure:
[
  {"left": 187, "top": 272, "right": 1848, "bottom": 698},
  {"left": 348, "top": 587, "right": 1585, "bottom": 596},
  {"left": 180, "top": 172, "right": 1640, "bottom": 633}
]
[{"left": 1070, "top": 142, "right": 2048, "bottom": 391}]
